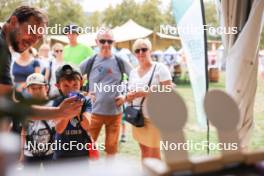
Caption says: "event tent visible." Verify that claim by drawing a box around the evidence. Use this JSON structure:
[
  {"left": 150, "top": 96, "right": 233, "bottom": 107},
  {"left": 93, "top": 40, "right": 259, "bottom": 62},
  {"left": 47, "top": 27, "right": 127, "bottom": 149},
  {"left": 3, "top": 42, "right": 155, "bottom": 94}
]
[{"left": 218, "top": 0, "right": 264, "bottom": 148}]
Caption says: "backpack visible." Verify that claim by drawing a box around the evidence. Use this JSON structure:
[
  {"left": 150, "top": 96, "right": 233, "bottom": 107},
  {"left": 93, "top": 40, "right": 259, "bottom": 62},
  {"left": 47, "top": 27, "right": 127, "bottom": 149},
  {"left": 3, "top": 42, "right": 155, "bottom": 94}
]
[{"left": 83, "top": 54, "right": 126, "bottom": 92}]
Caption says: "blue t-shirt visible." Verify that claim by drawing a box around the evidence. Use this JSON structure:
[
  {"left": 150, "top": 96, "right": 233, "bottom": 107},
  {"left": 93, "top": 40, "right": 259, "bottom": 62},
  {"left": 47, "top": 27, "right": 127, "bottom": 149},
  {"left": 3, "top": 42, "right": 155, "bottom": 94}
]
[
  {"left": 52, "top": 96, "right": 92, "bottom": 159},
  {"left": 12, "top": 60, "right": 40, "bottom": 83}
]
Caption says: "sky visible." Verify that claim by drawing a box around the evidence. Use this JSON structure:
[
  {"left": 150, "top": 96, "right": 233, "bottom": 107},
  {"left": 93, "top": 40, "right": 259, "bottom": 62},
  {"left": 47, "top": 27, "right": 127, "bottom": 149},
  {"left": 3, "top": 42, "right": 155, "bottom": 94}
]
[{"left": 80, "top": 0, "right": 171, "bottom": 12}]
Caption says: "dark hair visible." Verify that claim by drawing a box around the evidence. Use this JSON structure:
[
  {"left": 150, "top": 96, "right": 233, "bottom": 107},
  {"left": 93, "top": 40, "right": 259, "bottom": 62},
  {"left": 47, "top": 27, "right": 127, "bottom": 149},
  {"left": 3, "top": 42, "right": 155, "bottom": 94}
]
[
  {"left": 7, "top": 6, "right": 48, "bottom": 24},
  {"left": 58, "top": 74, "right": 82, "bottom": 83},
  {"left": 56, "top": 64, "right": 82, "bottom": 83}
]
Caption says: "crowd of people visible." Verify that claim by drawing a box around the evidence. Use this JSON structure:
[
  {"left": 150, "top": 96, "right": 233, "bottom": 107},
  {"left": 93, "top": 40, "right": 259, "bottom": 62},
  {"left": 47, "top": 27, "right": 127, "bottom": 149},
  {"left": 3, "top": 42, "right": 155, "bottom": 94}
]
[{"left": 0, "top": 6, "right": 173, "bottom": 166}]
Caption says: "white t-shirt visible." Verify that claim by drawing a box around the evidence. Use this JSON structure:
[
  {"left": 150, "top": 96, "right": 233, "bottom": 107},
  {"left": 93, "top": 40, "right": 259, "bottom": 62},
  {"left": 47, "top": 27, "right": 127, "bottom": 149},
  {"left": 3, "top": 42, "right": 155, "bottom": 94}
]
[{"left": 128, "top": 62, "right": 172, "bottom": 116}]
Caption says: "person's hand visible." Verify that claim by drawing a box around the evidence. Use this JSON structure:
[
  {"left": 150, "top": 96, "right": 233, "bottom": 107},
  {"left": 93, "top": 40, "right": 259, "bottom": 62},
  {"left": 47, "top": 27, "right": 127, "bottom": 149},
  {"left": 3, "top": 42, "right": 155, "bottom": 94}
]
[
  {"left": 115, "top": 95, "right": 126, "bottom": 107},
  {"left": 59, "top": 96, "right": 83, "bottom": 119},
  {"left": 89, "top": 92, "right": 96, "bottom": 103},
  {"left": 126, "top": 91, "right": 137, "bottom": 102},
  {"left": 80, "top": 112, "right": 91, "bottom": 131}
]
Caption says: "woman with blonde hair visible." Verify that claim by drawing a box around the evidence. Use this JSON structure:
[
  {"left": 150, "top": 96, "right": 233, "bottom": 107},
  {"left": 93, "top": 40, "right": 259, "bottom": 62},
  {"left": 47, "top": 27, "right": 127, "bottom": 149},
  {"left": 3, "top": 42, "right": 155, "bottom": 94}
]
[
  {"left": 46, "top": 42, "right": 65, "bottom": 98},
  {"left": 116, "top": 38, "right": 172, "bottom": 159}
]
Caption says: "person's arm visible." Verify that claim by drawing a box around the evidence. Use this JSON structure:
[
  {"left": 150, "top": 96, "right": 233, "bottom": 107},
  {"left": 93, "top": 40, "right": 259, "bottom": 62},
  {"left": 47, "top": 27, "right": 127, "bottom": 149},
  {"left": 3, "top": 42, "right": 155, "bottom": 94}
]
[
  {"left": 80, "top": 112, "right": 91, "bottom": 131},
  {"left": 55, "top": 119, "right": 69, "bottom": 134},
  {"left": 123, "top": 58, "right": 133, "bottom": 76},
  {"left": 79, "top": 99, "right": 92, "bottom": 131},
  {"left": 80, "top": 58, "right": 89, "bottom": 75},
  {"left": 126, "top": 80, "right": 172, "bottom": 100},
  {"left": 126, "top": 90, "right": 147, "bottom": 102},
  {"left": 30, "top": 96, "right": 83, "bottom": 120},
  {"left": 0, "top": 84, "right": 12, "bottom": 96},
  {"left": 116, "top": 64, "right": 173, "bottom": 106}
]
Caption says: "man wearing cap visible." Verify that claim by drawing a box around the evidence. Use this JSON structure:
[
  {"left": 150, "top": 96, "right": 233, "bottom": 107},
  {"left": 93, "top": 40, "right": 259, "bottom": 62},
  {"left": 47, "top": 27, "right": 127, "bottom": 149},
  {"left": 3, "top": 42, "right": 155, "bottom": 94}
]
[
  {"left": 0, "top": 6, "right": 83, "bottom": 121},
  {"left": 80, "top": 28, "right": 132, "bottom": 156},
  {"left": 63, "top": 24, "right": 93, "bottom": 66}
]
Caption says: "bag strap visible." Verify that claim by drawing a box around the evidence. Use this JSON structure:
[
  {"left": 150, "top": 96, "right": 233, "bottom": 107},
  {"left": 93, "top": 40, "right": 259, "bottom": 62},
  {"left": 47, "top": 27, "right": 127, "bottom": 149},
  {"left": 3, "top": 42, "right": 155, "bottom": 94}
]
[
  {"left": 85, "top": 54, "right": 125, "bottom": 91},
  {"left": 42, "top": 120, "right": 54, "bottom": 139},
  {"left": 47, "top": 60, "right": 53, "bottom": 94},
  {"left": 48, "top": 61, "right": 53, "bottom": 83},
  {"left": 138, "top": 64, "right": 157, "bottom": 107},
  {"left": 85, "top": 54, "right": 97, "bottom": 91},
  {"left": 115, "top": 56, "right": 125, "bottom": 84},
  {"left": 41, "top": 120, "right": 54, "bottom": 154}
]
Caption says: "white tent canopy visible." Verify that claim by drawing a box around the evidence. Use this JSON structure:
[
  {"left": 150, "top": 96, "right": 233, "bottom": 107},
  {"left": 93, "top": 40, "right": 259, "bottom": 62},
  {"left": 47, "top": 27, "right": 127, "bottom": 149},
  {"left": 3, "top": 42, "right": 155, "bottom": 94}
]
[
  {"left": 152, "top": 50, "right": 163, "bottom": 56},
  {"left": 119, "top": 48, "right": 132, "bottom": 55},
  {"left": 164, "top": 46, "right": 178, "bottom": 55},
  {"left": 112, "top": 19, "right": 153, "bottom": 42},
  {"left": 218, "top": 0, "right": 264, "bottom": 148},
  {"left": 156, "top": 32, "right": 180, "bottom": 40},
  {"left": 49, "top": 19, "right": 153, "bottom": 47}
]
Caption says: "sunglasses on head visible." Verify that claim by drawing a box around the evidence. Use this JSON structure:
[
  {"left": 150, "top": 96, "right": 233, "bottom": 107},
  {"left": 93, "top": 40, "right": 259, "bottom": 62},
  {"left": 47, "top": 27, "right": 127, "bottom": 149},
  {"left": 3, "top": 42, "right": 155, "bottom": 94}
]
[
  {"left": 55, "top": 49, "right": 63, "bottom": 53},
  {"left": 134, "top": 48, "right": 148, "bottom": 54},
  {"left": 99, "top": 39, "right": 114, "bottom": 45}
]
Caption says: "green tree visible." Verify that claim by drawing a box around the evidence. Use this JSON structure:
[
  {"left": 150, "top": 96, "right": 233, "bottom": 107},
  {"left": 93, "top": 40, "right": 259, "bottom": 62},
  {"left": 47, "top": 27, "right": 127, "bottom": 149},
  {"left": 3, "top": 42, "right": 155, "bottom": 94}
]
[
  {"left": 163, "top": 0, "right": 176, "bottom": 26},
  {"left": 136, "top": 0, "right": 165, "bottom": 30},
  {"left": 42, "top": 0, "right": 87, "bottom": 28},
  {"left": 204, "top": 0, "right": 220, "bottom": 40},
  {"left": 0, "top": 0, "right": 88, "bottom": 34},
  {"left": 204, "top": 0, "right": 218, "bottom": 27},
  {"left": 86, "top": 11, "right": 102, "bottom": 28},
  {"left": 101, "top": 0, "right": 169, "bottom": 30},
  {"left": 103, "top": 0, "right": 139, "bottom": 27},
  {"left": 0, "top": 0, "right": 24, "bottom": 22}
]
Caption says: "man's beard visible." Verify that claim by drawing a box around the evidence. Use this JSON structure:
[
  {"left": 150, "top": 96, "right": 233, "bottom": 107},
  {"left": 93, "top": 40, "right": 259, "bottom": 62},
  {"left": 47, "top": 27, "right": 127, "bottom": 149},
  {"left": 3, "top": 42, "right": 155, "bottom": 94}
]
[{"left": 9, "top": 30, "right": 21, "bottom": 53}]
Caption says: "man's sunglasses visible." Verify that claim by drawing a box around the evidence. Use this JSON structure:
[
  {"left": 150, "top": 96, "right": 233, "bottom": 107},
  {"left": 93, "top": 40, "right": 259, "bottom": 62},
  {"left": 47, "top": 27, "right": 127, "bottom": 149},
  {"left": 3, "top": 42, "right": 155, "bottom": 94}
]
[
  {"left": 134, "top": 48, "right": 148, "bottom": 54},
  {"left": 99, "top": 39, "right": 114, "bottom": 45},
  {"left": 55, "top": 50, "right": 63, "bottom": 53}
]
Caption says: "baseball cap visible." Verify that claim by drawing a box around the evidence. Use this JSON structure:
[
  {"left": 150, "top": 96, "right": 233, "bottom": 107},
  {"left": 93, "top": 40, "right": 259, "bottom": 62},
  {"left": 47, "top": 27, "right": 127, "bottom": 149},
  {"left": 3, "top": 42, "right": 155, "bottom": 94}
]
[
  {"left": 56, "top": 64, "right": 82, "bottom": 83},
  {"left": 64, "top": 24, "right": 80, "bottom": 35},
  {"left": 26, "top": 73, "right": 47, "bottom": 87}
]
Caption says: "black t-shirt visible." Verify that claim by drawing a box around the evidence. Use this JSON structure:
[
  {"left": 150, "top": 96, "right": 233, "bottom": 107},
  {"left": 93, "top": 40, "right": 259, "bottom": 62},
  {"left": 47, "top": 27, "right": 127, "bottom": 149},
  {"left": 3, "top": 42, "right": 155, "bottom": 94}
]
[{"left": 0, "top": 27, "right": 12, "bottom": 85}]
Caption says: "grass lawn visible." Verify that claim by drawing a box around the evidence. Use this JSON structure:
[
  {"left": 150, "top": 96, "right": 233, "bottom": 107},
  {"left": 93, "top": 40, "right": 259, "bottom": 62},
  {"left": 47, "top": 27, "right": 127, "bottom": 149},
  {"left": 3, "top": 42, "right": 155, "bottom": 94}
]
[{"left": 96, "top": 71, "right": 264, "bottom": 160}]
